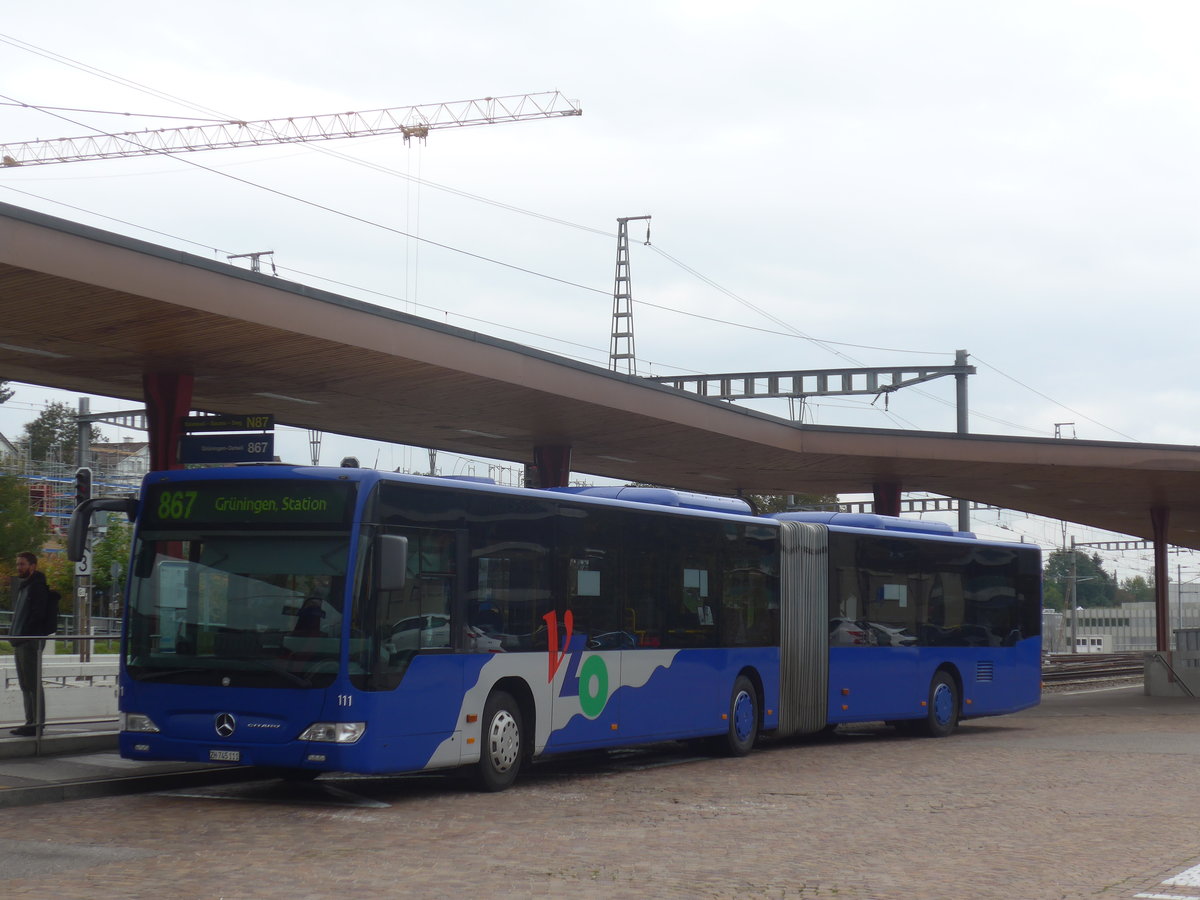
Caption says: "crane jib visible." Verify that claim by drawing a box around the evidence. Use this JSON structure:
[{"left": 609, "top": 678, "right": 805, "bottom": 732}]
[{"left": 0, "top": 91, "right": 582, "bottom": 167}]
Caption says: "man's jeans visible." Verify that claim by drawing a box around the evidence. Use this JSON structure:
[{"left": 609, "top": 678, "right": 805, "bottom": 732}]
[{"left": 13, "top": 640, "right": 45, "bottom": 727}]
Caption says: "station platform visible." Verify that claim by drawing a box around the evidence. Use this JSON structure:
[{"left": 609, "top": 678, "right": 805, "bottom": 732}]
[{"left": 0, "top": 724, "right": 250, "bottom": 809}]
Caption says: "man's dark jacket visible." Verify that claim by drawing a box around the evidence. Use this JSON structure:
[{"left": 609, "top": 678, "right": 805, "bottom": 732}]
[{"left": 11, "top": 570, "right": 54, "bottom": 645}]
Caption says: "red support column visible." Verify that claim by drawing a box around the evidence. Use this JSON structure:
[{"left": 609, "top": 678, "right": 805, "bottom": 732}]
[
  {"left": 872, "top": 481, "right": 901, "bottom": 517},
  {"left": 1152, "top": 505, "right": 1170, "bottom": 652},
  {"left": 530, "top": 445, "right": 572, "bottom": 489},
  {"left": 143, "top": 372, "right": 194, "bottom": 471}
]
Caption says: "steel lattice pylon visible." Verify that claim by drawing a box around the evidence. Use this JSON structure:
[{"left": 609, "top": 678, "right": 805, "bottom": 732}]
[{"left": 609, "top": 215, "right": 650, "bottom": 375}]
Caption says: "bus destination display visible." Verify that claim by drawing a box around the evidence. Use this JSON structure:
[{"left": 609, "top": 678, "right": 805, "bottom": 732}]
[{"left": 143, "top": 480, "right": 355, "bottom": 528}]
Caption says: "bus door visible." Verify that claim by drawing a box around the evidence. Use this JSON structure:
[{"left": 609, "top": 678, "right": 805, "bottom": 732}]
[
  {"left": 365, "top": 527, "right": 469, "bottom": 759},
  {"left": 377, "top": 527, "right": 463, "bottom": 657}
]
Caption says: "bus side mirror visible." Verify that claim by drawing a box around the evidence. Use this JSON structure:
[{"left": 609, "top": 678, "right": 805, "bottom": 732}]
[
  {"left": 68, "top": 497, "right": 139, "bottom": 561},
  {"left": 378, "top": 535, "right": 408, "bottom": 592}
]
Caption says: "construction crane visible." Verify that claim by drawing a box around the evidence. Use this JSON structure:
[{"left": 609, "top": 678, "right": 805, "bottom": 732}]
[
  {"left": 0, "top": 91, "right": 581, "bottom": 167},
  {"left": 0, "top": 90, "right": 581, "bottom": 467}
]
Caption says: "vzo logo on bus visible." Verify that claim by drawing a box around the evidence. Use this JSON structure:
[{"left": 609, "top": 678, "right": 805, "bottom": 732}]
[{"left": 543, "top": 610, "right": 610, "bottom": 719}]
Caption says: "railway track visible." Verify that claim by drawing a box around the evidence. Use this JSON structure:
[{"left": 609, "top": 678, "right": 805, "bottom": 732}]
[{"left": 1042, "top": 653, "right": 1144, "bottom": 685}]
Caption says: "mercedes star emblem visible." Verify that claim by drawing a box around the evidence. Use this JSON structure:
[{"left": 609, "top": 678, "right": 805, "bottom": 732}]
[{"left": 215, "top": 713, "right": 237, "bottom": 738}]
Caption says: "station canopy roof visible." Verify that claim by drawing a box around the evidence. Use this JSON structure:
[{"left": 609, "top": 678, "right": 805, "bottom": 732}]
[{"left": 2, "top": 201, "right": 1200, "bottom": 549}]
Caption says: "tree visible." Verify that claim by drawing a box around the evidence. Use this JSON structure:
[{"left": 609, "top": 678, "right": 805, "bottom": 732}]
[
  {"left": 0, "top": 381, "right": 12, "bottom": 405},
  {"left": 1043, "top": 549, "right": 1116, "bottom": 610},
  {"left": 626, "top": 486, "right": 840, "bottom": 515},
  {"left": 20, "top": 400, "right": 105, "bottom": 463},
  {"left": 0, "top": 474, "right": 48, "bottom": 577},
  {"left": 91, "top": 519, "right": 132, "bottom": 593},
  {"left": 745, "top": 492, "right": 840, "bottom": 514},
  {"left": 36, "top": 552, "right": 74, "bottom": 619},
  {"left": 1118, "top": 574, "right": 1154, "bottom": 605}
]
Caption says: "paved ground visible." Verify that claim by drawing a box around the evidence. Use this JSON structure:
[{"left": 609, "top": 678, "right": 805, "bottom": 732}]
[
  {"left": 0, "top": 728, "right": 258, "bottom": 807},
  {"left": 4, "top": 685, "right": 1200, "bottom": 899}
]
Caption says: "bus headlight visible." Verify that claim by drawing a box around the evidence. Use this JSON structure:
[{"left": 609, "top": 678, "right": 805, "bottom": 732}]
[
  {"left": 298, "top": 722, "right": 366, "bottom": 743},
  {"left": 121, "top": 712, "right": 160, "bottom": 733}
]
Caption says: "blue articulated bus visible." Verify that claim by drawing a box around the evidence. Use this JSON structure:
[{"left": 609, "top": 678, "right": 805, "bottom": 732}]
[{"left": 70, "top": 466, "right": 1041, "bottom": 790}]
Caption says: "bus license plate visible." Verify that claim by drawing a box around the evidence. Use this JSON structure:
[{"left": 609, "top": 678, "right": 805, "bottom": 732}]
[{"left": 209, "top": 749, "right": 241, "bottom": 762}]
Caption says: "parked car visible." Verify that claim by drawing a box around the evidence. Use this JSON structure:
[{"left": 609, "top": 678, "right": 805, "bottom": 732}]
[
  {"left": 388, "top": 614, "right": 451, "bottom": 650},
  {"left": 465, "top": 625, "right": 505, "bottom": 652},
  {"left": 830, "top": 617, "right": 872, "bottom": 646},
  {"left": 829, "top": 617, "right": 917, "bottom": 647},
  {"left": 866, "top": 621, "right": 917, "bottom": 646}
]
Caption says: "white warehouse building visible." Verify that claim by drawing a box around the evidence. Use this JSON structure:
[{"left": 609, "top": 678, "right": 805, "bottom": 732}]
[{"left": 1050, "top": 587, "right": 1200, "bottom": 652}]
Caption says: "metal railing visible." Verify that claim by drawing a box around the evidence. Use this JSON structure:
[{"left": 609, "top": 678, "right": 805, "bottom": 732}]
[{"left": 2, "top": 632, "right": 119, "bottom": 756}]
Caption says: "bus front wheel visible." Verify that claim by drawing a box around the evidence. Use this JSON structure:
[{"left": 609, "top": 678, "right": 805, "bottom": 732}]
[
  {"left": 923, "top": 671, "right": 960, "bottom": 738},
  {"left": 475, "top": 690, "right": 523, "bottom": 792}
]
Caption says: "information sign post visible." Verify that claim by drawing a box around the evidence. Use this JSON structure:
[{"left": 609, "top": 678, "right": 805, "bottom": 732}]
[
  {"left": 73, "top": 467, "right": 93, "bottom": 662},
  {"left": 179, "top": 413, "right": 275, "bottom": 464}
]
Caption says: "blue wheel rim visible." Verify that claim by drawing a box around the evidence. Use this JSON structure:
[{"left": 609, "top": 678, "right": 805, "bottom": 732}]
[
  {"left": 733, "top": 689, "right": 755, "bottom": 742},
  {"left": 932, "top": 682, "right": 954, "bottom": 726}
]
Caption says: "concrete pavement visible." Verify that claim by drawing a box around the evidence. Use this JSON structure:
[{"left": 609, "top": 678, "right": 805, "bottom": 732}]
[
  {"left": 2, "top": 684, "right": 1200, "bottom": 899},
  {"left": 0, "top": 725, "right": 253, "bottom": 809}
]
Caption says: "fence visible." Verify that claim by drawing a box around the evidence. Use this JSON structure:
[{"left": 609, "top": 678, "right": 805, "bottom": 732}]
[{"left": 1, "top": 632, "right": 119, "bottom": 756}]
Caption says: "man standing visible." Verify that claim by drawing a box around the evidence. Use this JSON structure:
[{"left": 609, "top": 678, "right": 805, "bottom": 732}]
[{"left": 10, "top": 551, "right": 54, "bottom": 737}]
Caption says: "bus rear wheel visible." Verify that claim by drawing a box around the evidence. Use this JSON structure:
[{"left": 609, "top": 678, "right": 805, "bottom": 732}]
[
  {"left": 475, "top": 690, "right": 523, "bottom": 792},
  {"left": 715, "top": 675, "right": 759, "bottom": 757},
  {"left": 923, "top": 671, "right": 960, "bottom": 738}
]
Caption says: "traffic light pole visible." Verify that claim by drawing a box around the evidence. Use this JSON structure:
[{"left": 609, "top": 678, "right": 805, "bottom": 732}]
[{"left": 72, "top": 464, "right": 93, "bottom": 662}]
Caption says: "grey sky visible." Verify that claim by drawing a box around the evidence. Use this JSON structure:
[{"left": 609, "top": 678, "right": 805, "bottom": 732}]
[{"left": 1, "top": 1, "right": 1197, "bottom": 575}]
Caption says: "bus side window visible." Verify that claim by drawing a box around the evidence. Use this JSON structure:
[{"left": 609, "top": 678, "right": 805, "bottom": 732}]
[
  {"left": 556, "top": 504, "right": 623, "bottom": 649},
  {"left": 828, "top": 535, "right": 868, "bottom": 647},
  {"left": 625, "top": 552, "right": 665, "bottom": 648},
  {"left": 466, "top": 493, "right": 554, "bottom": 652},
  {"left": 380, "top": 530, "right": 457, "bottom": 653}
]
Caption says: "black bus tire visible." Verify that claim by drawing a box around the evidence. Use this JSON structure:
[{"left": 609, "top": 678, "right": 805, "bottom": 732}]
[
  {"left": 924, "top": 671, "right": 960, "bottom": 738},
  {"left": 717, "top": 675, "right": 759, "bottom": 757},
  {"left": 475, "top": 690, "right": 523, "bottom": 792}
]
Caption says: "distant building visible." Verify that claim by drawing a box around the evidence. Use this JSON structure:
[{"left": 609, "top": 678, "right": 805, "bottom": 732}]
[
  {"left": 88, "top": 438, "right": 149, "bottom": 486},
  {"left": 1062, "top": 588, "right": 1200, "bottom": 651},
  {"left": 0, "top": 437, "right": 147, "bottom": 531}
]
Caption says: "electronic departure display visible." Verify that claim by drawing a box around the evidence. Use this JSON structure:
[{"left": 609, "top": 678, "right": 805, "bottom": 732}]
[{"left": 141, "top": 480, "right": 356, "bottom": 529}]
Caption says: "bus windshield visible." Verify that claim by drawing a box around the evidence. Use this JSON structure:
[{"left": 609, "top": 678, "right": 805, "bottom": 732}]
[{"left": 126, "top": 533, "right": 352, "bottom": 689}]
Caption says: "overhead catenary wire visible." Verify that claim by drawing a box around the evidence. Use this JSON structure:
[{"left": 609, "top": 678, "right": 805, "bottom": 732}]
[
  {"left": 644, "top": 244, "right": 1058, "bottom": 437},
  {"left": 971, "top": 354, "right": 1140, "bottom": 443},
  {"left": 0, "top": 175, "right": 1110, "bottom": 440},
  {"left": 0, "top": 101, "right": 232, "bottom": 124},
  {"left": 0, "top": 32, "right": 233, "bottom": 120},
  {"left": 0, "top": 32, "right": 608, "bottom": 235},
  {"left": 0, "top": 34, "right": 1136, "bottom": 443},
  {"left": 0, "top": 182, "right": 944, "bottom": 378},
  {"left": 0, "top": 184, "right": 645, "bottom": 371},
  {"left": 0, "top": 92, "right": 607, "bottom": 297}
]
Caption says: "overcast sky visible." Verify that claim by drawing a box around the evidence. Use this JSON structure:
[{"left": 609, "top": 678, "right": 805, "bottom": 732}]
[{"left": 2, "top": 1, "right": 1198, "bottom": 577}]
